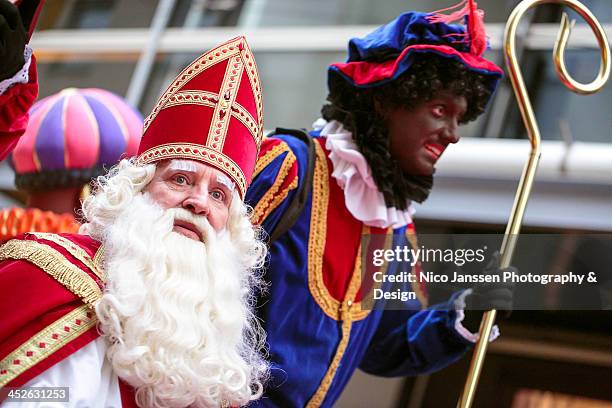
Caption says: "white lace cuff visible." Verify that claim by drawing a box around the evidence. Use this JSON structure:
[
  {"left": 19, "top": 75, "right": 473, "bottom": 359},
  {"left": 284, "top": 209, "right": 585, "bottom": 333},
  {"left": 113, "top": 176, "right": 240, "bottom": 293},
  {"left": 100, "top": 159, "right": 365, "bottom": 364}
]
[
  {"left": 0, "top": 45, "right": 33, "bottom": 95},
  {"left": 454, "top": 289, "right": 500, "bottom": 343}
]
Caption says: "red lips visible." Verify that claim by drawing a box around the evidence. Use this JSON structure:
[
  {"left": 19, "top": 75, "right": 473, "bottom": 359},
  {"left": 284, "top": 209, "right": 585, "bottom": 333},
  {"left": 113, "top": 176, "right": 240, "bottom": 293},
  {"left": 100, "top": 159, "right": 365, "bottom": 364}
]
[{"left": 424, "top": 143, "right": 446, "bottom": 160}]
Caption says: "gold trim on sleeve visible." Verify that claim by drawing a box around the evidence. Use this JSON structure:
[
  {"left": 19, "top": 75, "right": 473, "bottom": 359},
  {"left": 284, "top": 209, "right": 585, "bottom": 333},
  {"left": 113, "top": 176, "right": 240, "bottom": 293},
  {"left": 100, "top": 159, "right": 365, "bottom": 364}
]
[
  {"left": 29, "top": 233, "right": 107, "bottom": 284},
  {"left": 0, "top": 305, "right": 97, "bottom": 387},
  {"left": 254, "top": 142, "right": 291, "bottom": 179},
  {"left": 251, "top": 151, "right": 297, "bottom": 225},
  {"left": 259, "top": 177, "right": 298, "bottom": 226},
  {"left": 93, "top": 245, "right": 106, "bottom": 272},
  {"left": 0, "top": 240, "right": 102, "bottom": 308}
]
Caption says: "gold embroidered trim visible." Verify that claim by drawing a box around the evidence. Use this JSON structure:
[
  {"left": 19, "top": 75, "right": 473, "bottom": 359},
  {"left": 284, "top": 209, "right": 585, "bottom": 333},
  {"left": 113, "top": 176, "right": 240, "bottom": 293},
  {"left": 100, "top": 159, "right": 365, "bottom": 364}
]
[
  {"left": 306, "top": 143, "right": 371, "bottom": 322},
  {"left": 93, "top": 245, "right": 105, "bottom": 272},
  {"left": 0, "top": 240, "right": 102, "bottom": 308},
  {"left": 239, "top": 40, "right": 264, "bottom": 144},
  {"left": 143, "top": 37, "right": 264, "bottom": 147},
  {"left": 359, "top": 229, "right": 393, "bottom": 312},
  {"left": 143, "top": 38, "right": 240, "bottom": 133},
  {"left": 306, "top": 244, "right": 365, "bottom": 407},
  {"left": 163, "top": 90, "right": 218, "bottom": 110},
  {"left": 306, "top": 317, "right": 351, "bottom": 407},
  {"left": 207, "top": 54, "right": 244, "bottom": 151},
  {"left": 230, "top": 102, "right": 260, "bottom": 148},
  {"left": 253, "top": 142, "right": 291, "bottom": 179},
  {"left": 307, "top": 141, "right": 333, "bottom": 319},
  {"left": 0, "top": 305, "right": 96, "bottom": 387},
  {"left": 30, "top": 233, "right": 106, "bottom": 284},
  {"left": 406, "top": 227, "right": 428, "bottom": 308},
  {"left": 254, "top": 142, "right": 291, "bottom": 179},
  {"left": 136, "top": 143, "right": 247, "bottom": 198},
  {"left": 346, "top": 242, "right": 371, "bottom": 321},
  {"left": 262, "top": 177, "right": 298, "bottom": 225},
  {"left": 251, "top": 151, "right": 297, "bottom": 225},
  {"left": 161, "top": 91, "right": 259, "bottom": 147}
]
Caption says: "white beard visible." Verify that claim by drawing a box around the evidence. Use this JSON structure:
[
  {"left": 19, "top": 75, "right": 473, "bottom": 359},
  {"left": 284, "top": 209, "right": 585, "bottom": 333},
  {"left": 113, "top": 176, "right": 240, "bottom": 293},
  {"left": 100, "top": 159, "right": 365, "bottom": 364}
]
[{"left": 92, "top": 193, "right": 265, "bottom": 408}]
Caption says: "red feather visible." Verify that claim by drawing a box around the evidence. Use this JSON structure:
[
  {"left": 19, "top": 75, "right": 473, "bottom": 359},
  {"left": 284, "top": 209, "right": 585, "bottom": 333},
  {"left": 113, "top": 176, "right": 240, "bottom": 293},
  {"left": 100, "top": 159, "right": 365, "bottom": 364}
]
[
  {"left": 468, "top": 2, "right": 487, "bottom": 56},
  {"left": 426, "top": 0, "right": 488, "bottom": 56}
]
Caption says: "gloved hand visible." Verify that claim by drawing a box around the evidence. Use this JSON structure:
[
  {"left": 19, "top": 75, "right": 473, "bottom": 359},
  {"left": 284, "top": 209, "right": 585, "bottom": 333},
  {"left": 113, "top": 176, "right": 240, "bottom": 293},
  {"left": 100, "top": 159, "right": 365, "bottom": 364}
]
[
  {"left": 461, "top": 251, "right": 516, "bottom": 332},
  {"left": 466, "top": 251, "right": 516, "bottom": 312},
  {"left": 0, "top": 0, "right": 42, "bottom": 82},
  {"left": 0, "top": 0, "right": 27, "bottom": 81}
]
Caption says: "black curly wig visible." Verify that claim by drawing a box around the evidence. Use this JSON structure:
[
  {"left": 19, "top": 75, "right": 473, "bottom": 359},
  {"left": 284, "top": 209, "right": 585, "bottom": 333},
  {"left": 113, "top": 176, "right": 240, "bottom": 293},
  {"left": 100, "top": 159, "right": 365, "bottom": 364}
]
[{"left": 322, "top": 54, "right": 493, "bottom": 209}]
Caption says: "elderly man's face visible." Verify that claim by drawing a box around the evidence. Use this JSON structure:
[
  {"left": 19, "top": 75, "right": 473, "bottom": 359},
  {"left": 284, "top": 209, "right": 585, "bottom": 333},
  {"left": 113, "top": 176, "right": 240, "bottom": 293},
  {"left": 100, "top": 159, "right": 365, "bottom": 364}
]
[
  {"left": 143, "top": 159, "right": 234, "bottom": 238},
  {"left": 386, "top": 90, "right": 467, "bottom": 176}
]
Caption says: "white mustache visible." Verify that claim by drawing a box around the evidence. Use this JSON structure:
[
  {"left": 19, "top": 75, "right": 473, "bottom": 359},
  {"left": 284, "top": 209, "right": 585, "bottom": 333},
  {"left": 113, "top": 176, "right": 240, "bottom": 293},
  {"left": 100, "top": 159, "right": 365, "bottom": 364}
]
[{"left": 165, "top": 207, "right": 213, "bottom": 243}]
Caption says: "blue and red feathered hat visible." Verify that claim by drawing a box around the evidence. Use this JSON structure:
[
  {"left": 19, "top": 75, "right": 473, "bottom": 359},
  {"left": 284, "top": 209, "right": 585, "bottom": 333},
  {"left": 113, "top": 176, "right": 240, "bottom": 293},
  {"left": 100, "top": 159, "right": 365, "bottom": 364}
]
[
  {"left": 10, "top": 88, "right": 143, "bottom": 191},
  {"left": 328, "top": 0, "right": 503, "bottom": 101}
]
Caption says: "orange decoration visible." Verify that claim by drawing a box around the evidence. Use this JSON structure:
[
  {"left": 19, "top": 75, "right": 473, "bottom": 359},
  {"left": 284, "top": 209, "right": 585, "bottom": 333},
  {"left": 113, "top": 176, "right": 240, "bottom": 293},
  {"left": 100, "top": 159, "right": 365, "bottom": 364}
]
[{"left": 0, "top": 208, "right": 80, "bottom": 242}]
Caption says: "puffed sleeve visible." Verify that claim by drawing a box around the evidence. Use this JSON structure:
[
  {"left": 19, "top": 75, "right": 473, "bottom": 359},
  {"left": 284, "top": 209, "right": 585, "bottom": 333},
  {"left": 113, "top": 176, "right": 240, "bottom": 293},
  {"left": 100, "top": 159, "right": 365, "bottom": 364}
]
[
  {"left": 359, "top": 294, "right": 473, "bottom": 376},
  {"left": 245, "top": 135, "right": 304, "bottom": 235},
  {"left": 0, "top": 48, "right": 38, "bottom": 161},
  {"left": 359, "top": 226, "right": 477, "bottom": 376}
]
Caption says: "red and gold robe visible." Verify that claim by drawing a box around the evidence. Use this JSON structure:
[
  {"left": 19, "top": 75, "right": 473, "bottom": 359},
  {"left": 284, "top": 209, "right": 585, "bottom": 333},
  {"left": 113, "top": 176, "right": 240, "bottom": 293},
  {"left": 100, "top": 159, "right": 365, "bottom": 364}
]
[
  {"left": 0, "top": 233, "right": 138, "bottom": 407},
  {"left": 0, "top": 233, "right": 104, "bottom": 388}
]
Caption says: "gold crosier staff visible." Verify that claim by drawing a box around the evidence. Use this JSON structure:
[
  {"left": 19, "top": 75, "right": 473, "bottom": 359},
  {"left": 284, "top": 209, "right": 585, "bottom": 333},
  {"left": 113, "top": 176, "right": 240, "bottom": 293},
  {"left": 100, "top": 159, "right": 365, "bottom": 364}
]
[{"left": 458, "top": 1, "right": 611, "bottom": 407}]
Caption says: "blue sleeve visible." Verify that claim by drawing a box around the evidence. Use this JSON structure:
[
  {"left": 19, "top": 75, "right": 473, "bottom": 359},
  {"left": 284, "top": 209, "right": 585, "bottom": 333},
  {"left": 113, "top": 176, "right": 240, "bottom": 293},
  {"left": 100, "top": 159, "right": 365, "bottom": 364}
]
[
  {"left": 360, "top": 227, "right": 473, "bottom": 376},
  {"left": 359, "top": 293, "right": 473, "bottom": 376},
  {"left": 245, "top": 135, "right": 303, "bottom": 235}
]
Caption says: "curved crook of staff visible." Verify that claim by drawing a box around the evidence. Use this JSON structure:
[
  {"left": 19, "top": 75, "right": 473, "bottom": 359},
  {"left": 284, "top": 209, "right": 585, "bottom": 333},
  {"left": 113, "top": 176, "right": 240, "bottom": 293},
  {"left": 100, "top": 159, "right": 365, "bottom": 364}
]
[{"left": 458, "top": 1, "right": 610, "bottom": 407}]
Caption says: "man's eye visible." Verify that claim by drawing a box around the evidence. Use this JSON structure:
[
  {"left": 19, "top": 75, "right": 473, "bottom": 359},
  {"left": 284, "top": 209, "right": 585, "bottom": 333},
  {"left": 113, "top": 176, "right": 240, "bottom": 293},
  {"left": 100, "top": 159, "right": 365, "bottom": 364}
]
[
  {"left": 173, "top": 175, "right": 188, "bottom": 185},
  {"left": 432, "top": 105, "right": 446, "bottom": 117},
  {"left": 211, "top": 190, "right": 225, "bottom": 201}
]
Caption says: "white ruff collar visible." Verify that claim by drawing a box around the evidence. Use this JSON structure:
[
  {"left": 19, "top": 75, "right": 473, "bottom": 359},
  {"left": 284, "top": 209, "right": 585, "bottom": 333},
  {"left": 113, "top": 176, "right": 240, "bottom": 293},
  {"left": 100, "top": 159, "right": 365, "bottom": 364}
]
[{"left": 314, "top": 118, "right": 415, "bottom": 229}]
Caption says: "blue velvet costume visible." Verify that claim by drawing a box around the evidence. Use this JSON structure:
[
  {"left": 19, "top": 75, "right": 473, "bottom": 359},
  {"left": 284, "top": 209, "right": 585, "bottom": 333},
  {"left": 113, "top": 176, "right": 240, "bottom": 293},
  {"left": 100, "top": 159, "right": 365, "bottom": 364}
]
[
  {"left": 246, "top": 133, "right": 473, "bottom": 407},
  {"left": 245, "top": 9, "right": 503, "bottom": 407}
]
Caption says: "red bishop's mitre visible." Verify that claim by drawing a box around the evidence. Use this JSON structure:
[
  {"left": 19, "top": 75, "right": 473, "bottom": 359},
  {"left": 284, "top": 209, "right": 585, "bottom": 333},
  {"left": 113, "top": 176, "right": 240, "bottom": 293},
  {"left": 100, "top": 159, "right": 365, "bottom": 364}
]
[{"left": 136, "top": 36, "right": 263, "bottom": 198}]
